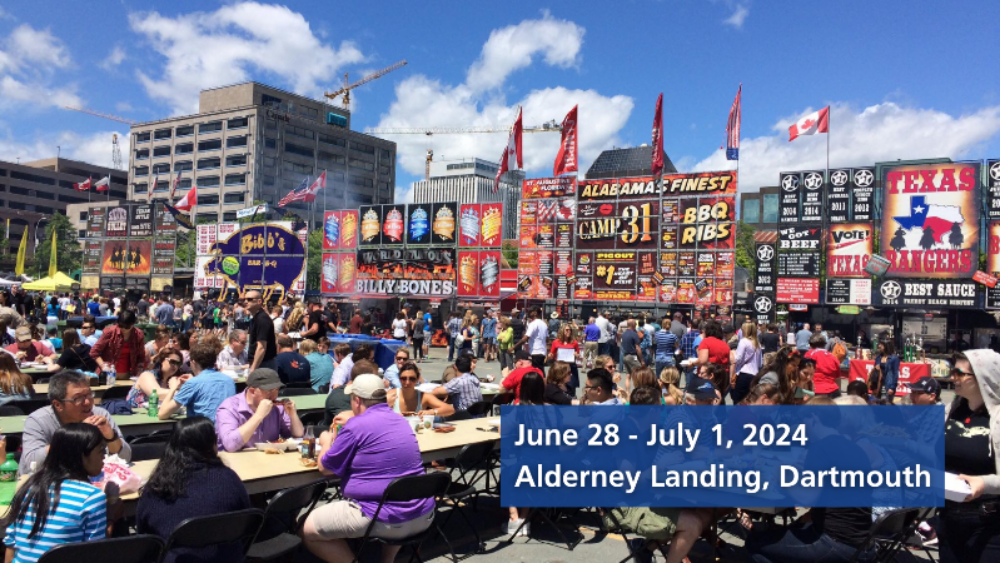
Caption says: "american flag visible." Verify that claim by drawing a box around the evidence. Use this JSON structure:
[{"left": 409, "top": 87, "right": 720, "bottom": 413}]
[
  {"left": 537, "top": 200, "right": 558, "bottom": 222},
  {"left": 278, "top": 176, "right": 312, "bottom": 208},
  {"left": 726, "top": 84, "right": 741, "bottom": 160}
]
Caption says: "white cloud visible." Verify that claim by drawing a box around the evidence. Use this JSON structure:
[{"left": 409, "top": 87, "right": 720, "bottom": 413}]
[
  {"left": 376, "top": 15, "right": 632, "bottom": 180},
  {"left": 0, "top": 130, "right": 126, "bottom": 169},
  {"left": 129, "top": 2, "right": 365, "bottom": 114},
  {"left": 100, "top": 46, "right": 126, "bottom": 70},
  {"left": 0, "top": 24, "right": 80, "bottom": 111},
  {"left": 723, "top": 5, "right": 750, "bottom": 28},
  {"left": 115, "top": 101, "right": 133, "bottom": 112},
  {"left": 694, "top": 102, "right": 1000, "bottom": 191},
  {"left": 5, "top": 24, "right": 70, "bottom": 70},
  {"left": 0, "top": 75, "right": 81, "bottom": 109}
]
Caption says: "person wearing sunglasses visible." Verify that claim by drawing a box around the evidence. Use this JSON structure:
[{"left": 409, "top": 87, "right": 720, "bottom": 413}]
[
  {"left": 382, "top": 348, "right": 411, "bottom": 390},
  {"left": 937, "top": 350, "right": 1000, "bottom": 562},
  {"left": 20, "top": 370, "right": 131, "bottom": 475},
  {"left": 126, "top": 348, "right": 185, "bottom": 410},
  {"left": 387, "top": 362, "right": 453, "bottom": 418}
]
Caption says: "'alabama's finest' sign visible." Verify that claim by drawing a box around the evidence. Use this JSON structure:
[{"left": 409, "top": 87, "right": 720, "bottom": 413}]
[{"left": 880, "top": 162, "right": 981, "bottom": 279}]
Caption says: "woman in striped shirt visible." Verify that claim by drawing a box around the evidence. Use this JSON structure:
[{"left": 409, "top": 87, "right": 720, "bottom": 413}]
[{"left": 2, "top": 423, "right": 109, "bottom": 563}]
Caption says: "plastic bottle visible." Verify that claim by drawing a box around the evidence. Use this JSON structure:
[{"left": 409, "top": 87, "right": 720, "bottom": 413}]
[
  {"left": 148, "top": 389, "right": 159, "bottom": 418},
  {"left": 105, "top": 364, "right": 116, "bottom": 383},
  {"left": 0, "top": 453, "right": 18, "bottom": 482}
]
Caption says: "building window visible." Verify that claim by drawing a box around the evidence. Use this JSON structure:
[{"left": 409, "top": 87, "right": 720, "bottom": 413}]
[
  {"left": 135, "top": 149, "right": 149, "bottom": 160},
  {"left": 10, "top": 186, "right": 31, "bottom": 196},
  {"left": 319, "top": 134, "right": 345, "bottom": 148},
  {"left": 222, "top": 212, "right": 237, "bottom": 221},
  {"left": 109, "top": 190, "right": 127, "bottom": 199},
  {"left": 153, "top": 147, "right": 171, "bottom": 159},
  {"left": 283, "top": 161, "right": 313, "bottom": 175},
  {"left": 318, "top": 151, "right": 345, "bottom": 165},
  {"left": 174, "top": 160, "right": 193, "bottom": 172},
  {"left": 379, "top": 165, "right": 390, "bottom": 175},
  {"left": 8, "top": 202, "right": 25, "bottom": 210},
  {"left": 134, "top": 166, "right": 149, "bottom": 177},
  {"left": 285, "top": 142, "right": 314, "bottom": 158},
  {"left": 152, "top": 163, "right": 171, "bottom": 174},
  {"left": 264, "top": 138, "right": 277, "bottom": 149},
  {"left": 177, "top": 178, "right": 193, "bottom": 190},
  {"left": 78, "top": 229, "right": 86, "bottom": 239},
  {"left": 227, "top": 117, "right": 249, "bottom": 129},
  {"left": 224, "top": 192, "right": 245, "bottom": 204},
  {"left": 198, "top": 157, "right": 221, "bottom": 170},
  {"left": 329, "top": 171, "right": 345, "bottom": 182},
  {"left": 79, "top": 211, "right": 88, "bottom": 221},
  {"left": 351, "top": 142, "right": 375, "bottom": 155},
  {"left": 58, "top": 194, "right": 88, "bottom": 203},
  {"left": 262, "top": 175, "right": 275, "bottom": 187},
  {"left": 261, "top": 94, "right": 282, "bottom": 108},
  {"left": 176, "top": 143, "right": 194, "bottom": 155},
  {"left": 153, "top": 179, "right": 170, "bottom": 192},
  {"left": 287, "top": 125, "right": 315, "bottom": 141},
  {"left": 198, "top": 139, "right": 222, "bottom": 152},
  {"left": 176, "top": 125, "right": 194, "bottom": 137},
  {"left": 349, "top": 175, "right": 373, "bottom": 188},
  {"left": 197, "top": 194, "right": 220, "bottom": 206},
  {"left": 154, "top": 128, "right": 172, "bottom": 140},
  {"left": 225, "top": 173, "right": 246, "bottom": 186},
  {"left": 198, "top": 175, "right": 220, "bottom": 187},
  {"left": 133, "top": 183, "right": 148, "bottom": 194},
  {"left": 226, "top": 154, "right": 247, "bottom": 167},
  {"left": 743, "top": 199, "right": 760, "bottom": 224},
  {"left": 381, "top": 149, "right": 391, "bottom": 159},
  {"left": 135, "top": 132, "right": 150, "bottom": 144},
  {"left": 265, "top": 119, "right": 277, "bottom": 130},
  {"left": 349, "top": 158, "right": 374, "bottom": 172},
  {"left": 10, "top": 171, "right": 54, "bottom": 185},
  {"left": 326, "top": 113, "right": 347, "bottom": 127},
  {"left": 35, "top": 206, "right": 54, "bottom": 214},
  {"left": 200, "top": 121, "right": 223, "bottom": 133},
  {"left": 300, "top": 106, "right": 318, "bottom": 119},
  {"left": 226, "top": 135, "right": 248, "bottom": 148},
  {"left": 196, "top": 213, "right": 218, "bottom": 223},
  {"left": 762, "top": 194, "right": 779, "bottom": 224}
]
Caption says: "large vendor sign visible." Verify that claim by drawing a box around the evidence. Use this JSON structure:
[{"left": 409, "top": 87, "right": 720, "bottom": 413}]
[
  {"left": 197, "top": 222, "right": 307, "bottom": 299},
  {"left": 880, "top": 162, "right": 981, "bottom": 279},
  {"left": 355, "top": 247, "right": 456, "bottom": 297}
]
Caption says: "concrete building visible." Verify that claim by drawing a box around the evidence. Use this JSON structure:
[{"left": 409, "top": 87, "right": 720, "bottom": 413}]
[
  {"left": 128, "top": 82, "right": 396, "bottom": 229},
  {"left": 0, "top": 158, "right": 127, "bottom": 257},
  {"left": 410, "top": 157, "right": 522, "bottom": 240}
]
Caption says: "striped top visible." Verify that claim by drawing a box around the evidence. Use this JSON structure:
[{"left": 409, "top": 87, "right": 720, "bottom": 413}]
[{"left": 3, "top": 480, "right": 107, "bottom": 563}]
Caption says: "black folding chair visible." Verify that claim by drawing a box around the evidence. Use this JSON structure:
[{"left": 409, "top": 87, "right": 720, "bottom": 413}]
[
  {"left": 163, "top": 508, "right": 264, "bottom": 562},
  {"left": 465, "top": 401, "right": 492, "bottom": 418},
  {"left": 850, "top": 507, "right": 924, "bottom": 563},
  {"left": 101, "top": 385, "right": 131, "bottom": 401},
  {"left": 247, "top": 479, "right": 328, "bottom": 561},
  {"left": 352, "top": 472, "right": 452, "bottom": 563},
  {"left": 437, "top": 441, "right": 495, "bottom": 560},
  {"left": 8, "top": 398, "right": 51, "bottom": 415},
  {"left": 279, "top": 387, "right": 317, "bottom": 397},
  {"left": 129, "top": 432, "right": 171, "bottom": 462},
  {"left": 0, "top": 405, "right": 25, "bottom": 416},
  {"left": 284, "top": 382, "right": 313, "bottom": 390},
  {"left": 299, "top": 411, "right": 326, "bottom": 428},
  {"left": 37, "top": 534, "right": 163, "bottom": 563}
]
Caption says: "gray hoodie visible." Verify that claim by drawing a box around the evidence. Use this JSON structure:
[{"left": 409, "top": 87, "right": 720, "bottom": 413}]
[{"left": 944, "top": 349, "right": 1000, "bottom": 495}]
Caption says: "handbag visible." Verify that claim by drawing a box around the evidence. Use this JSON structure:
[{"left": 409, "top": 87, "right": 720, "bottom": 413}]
[{"left": 454, "top": 333, "right": 465, "bottom": 347}]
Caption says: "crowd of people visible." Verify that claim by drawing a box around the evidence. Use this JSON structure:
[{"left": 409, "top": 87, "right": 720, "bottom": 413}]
[{"left": 0, "top": 289, "right": 996, "bottom": 563}]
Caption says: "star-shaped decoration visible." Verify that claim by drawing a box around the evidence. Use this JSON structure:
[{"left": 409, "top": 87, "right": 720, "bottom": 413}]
[{"left": 913, "top": 205, "right": 925, "bottom": 214}]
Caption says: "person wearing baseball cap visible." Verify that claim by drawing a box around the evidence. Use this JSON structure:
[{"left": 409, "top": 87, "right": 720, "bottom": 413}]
[
  {"left": 684, "top": 375, "right": 719, "bottom": 405},
  {"left": 501, "top": 349, "right": 543, "bottom": 403},
  {"left": 305, "top": 372, "right": 435, "bottom": 562},
  {"left": 5, "top": 325, "right": 57, "bottom": 363},
  {"left": 909, "top": 377, "right": 942, "bottom": 406},
  {"left": 215, "top": 368, "right": 303, "bottom": 452}
]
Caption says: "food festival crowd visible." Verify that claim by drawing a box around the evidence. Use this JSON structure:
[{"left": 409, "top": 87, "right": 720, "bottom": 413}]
[{"left": 0, "top": 287, "right": 995, "bottom": 563}]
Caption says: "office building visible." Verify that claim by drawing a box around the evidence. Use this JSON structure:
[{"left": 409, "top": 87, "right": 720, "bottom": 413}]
[
  {"left": 0, "top": 158, "right": 127, "bottom": 257},
  {"left": 128, "top": 82, "right": 396, "bottom": 228},
  {"left": 585, "top": 145, "right": 677, "bottom": 179},
  {"left": 410, "top": 157, "right": 522, "bottom": 241},
  {"left": 739, "top": 186, "right": 780, "bottom": 231}
]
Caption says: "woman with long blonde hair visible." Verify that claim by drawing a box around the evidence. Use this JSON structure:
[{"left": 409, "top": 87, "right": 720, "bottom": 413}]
[
  {"left": 730, "top": 321, "right": 762, "bottom": 404},
  {"left": 658, "top": 366, "right": 684, "bottom": 405}
]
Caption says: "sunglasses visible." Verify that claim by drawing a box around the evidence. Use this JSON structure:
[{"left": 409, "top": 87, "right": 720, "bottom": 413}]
[
  {"left": 166, "top": 359, "right": 182, "bottom": 366},
  {"left": 951, "top": 368, "right": 975, "bottom": 378},
  {"left": 396, "top": 356, "right": 409, "bottom": 361},
  {"left": 400, "top": 376, "right": 418, "bottom": 382}
]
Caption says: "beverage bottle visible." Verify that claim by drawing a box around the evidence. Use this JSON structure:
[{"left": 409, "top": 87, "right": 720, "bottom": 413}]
[
  {"left": 148, "top": 389, "right": 159, "bottom": 418},
  {"left": 0, "top": 453, "right": 18, "bottom": 482},
  {"left": 105, "top": 364, "right": 116, "bottom": 383},
  {"left": 301, "top": 426, "right": 315, "bottom": 459}
]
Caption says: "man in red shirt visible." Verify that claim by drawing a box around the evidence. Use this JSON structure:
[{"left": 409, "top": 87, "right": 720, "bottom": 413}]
[
  {"left": 5, "top": 326, "right": 57, "bottom": 363},
  {"left": 804, "top": 333, "right": 842, "bottom": 398},
  {"left": 349, "top": 311, "right": 363, "bottom": 334},
  {"left": 501, "top": 350, "right": 543, "bottom": 403}
]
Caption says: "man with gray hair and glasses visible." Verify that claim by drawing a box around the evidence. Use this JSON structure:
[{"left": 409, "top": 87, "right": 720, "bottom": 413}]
[
  {"left": 20, "top": 370, "right": 130, "bottom": 475},
  {"left": 217, "top": 329, "right": 249, "bottom": 371}
]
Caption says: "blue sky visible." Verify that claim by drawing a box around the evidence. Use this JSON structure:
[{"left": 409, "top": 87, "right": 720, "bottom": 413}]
[{"left": 2, "top": 1, "right": 999, "bottom": 201}]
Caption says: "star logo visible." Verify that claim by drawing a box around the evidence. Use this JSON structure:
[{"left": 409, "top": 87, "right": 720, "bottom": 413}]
[
  {"left": 991, "top": 161, "right": 1000, "bottom": 182},
  {"left": 756, "top": 244, "right": 774, "bottom": 261},
  {"left": 880, "top": 281, "right": 902, "bottom": 300},
  {"left": 804, "top": 173, "right": 824, "bottom": 189},
  {"left": 781, "top": 174, "right": 799, "bottom": 192},
  {"left": 754, "top": 295, "right": 773, "bottom": 314},
  {"left": 830, "top": 170, "right": 849, "bottom": 187},
  {"left": 854, "top": 169, "right": 874, "bottom": 187}
]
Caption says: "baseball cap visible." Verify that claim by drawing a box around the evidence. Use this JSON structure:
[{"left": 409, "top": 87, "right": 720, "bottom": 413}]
[
  {"left": 910, "top": 376, "right": 941, "bottom": 397},
  {"left": 247, "top": 368, "right": 285, "bottom": 391},
  {"left": 14, "top": 327, "right": 32, "bottom": 342},
  {"left": 345, "top": 374, "right": 387, "bottom": 400},
  {"left": 514, "top": 349, "right": 531, "bottom": 362},
  {"left": 686, "top": 376, "right": 717, "bottom": 401}
]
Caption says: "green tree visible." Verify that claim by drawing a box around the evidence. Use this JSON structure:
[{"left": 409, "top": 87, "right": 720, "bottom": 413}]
[
  {"left": 34, "top": 214, "right": 82, "bottom": 277},
  {"left": 734, "top": 220, "right": 756, "bottom": 276},
  {"left": 306, "top": 229, "right": 322, "bottom": 291},
  {"left": 501, "top": 239, "right": 518, "bottom": 269}
]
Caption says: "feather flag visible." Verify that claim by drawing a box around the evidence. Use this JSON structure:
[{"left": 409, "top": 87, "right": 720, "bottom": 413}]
[
  {"left": 553, "top": 105, "right": 578, "bottom": 176},
  {"left": 726, "top": 85, "right": 742, "bottom": 160},
  {"left": 493, "top": 106, "right": 523, "bottom": 192},
  {"left": 651, "top": 93, "right": 664, "bottom": 177}
]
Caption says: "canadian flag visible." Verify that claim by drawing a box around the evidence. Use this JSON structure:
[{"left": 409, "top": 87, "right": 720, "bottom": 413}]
[
  {"left": 72, "top": 178, "right": 92, "bottom": 192},
  {"left": 174, "top": 185, "right": 197, "bottom": 212},
  {"left": 788, "top": 106, "right": 830, "bottom": 141},
  {"left": 94, "top": 175, "right": 111, "bottom": 192},
  {"left": 493, "top": 106, "right": 522, "bottom": 193}
]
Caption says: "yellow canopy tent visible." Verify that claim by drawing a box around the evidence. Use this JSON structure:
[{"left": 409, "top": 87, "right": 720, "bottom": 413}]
[{"left": 22, "top": 272, "right": 79, "bottom": 291}]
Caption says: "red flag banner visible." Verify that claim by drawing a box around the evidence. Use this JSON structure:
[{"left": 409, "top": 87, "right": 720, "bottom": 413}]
[
  {"left": 651, "top": 93, "right": 664, "bottom": 177},
  {"left": 493, "top": 106, "right": 523, "bottom": 193},
  {"left": 788, "top": 106, "right": 830, "bottom": 141},
  {"left": 553, "top": 105, "right": 578, "bottom": 176}
]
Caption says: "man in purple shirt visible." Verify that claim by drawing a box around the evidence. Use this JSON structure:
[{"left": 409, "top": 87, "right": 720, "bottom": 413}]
[
  {"left": 583, "top": 317, "right": 600, "bottom": 368},
  {"left": 215, "top": 368, "right": 304, "bottom": 452},
  {"left": 303, "top": 374, "right": 435, "bottom": 562}
]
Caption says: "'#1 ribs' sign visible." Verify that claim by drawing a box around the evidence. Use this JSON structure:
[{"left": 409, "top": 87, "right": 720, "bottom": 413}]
[{"left": 880, "top": 163, "right": 981, "bottom": 279}]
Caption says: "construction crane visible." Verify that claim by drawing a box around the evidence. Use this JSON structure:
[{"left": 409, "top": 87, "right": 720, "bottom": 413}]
[
  {"left": 324, "top": 59, "right": 408, "bottom": 110},
  {"left": 366, "top": 120, "right": 562, "bottom": 136},
  {"left": 111, "top": 134, "right": 123, "bottom": 171},
  {"left": 64, "top": 106, "right": 137, "bottom": 126}
]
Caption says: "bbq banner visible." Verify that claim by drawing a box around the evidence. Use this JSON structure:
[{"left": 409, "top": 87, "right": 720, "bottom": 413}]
[
  {"left": 778, "top": 225, "right": 821, "bottom": 251},
  {"left": 677, "top": 198, "right": 734, "bottom": 249},
  {"left": 988, "top": 160, "right": 1000, "bottom": 220},
  {"left": 881, "top": 162, "right": 980, "bottom": 279},
  {"left": 523, "top": 177, "right": 576, "bottom": 200},
  {"left": 826, "top": 279, "right": 872, "bottom": 306},
  {"left": 154, "top": 204, "right": 176, "bottom": 234},
  {"left": 152, "top": 239, "right": 175, "bottom": 275},
  {"left": 355, "top": 247, "right": 456, "bottom": 297},
  {"left": 592, "top": 251, "right": 638, "bottom": 301},
  {"left": 800, "top": 171, "right": 825, "bottom": 223},
  {"left": 874, "top": 279, "right": 980, "bottom": 309},
  {"left": 83, "top": 241, "right": 102, "bottom": 274},
  {"left": 405, "top": 204, "right": 432, "bottom": 246},
  {"left": 778, "top": 252, "right": 820, "bottom": 277},
  {"left": 776, "top": 278, "right": 820, "bottom": 304},
  {"left": 457, "top": 250, "right": 501, "bottom": 298},
  {"left": 779, "top": 172, "right": 802, "bottom": 224},
  {"left": 826, "top": 223, "right": 873, "bottom": 278},
  {"left": 87, "top": 206, "right": 106, "bottom": 238},
  {"left": 129, "top": 204, "right": 154, "bottom": 238},
  {"left": 104, "top": 206, "right": 129, "bottom": 238},
  {"left": 754, "top": 242, "right": 776, "bottom": 294},
  {"left": 577, "top": 177, "right": 656, "bottom": 201},
  {"left": 827, "top": 169, "right": 852, "bottom": 223},
  {"left": 851, "top": 168, "right": 876, "bottom": 221},
  {"left": 101, "top": 239, "right": 151, "bottom": 275},
  {"left": 661, "top": 171, "right": 737, "bottom": 197}
]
